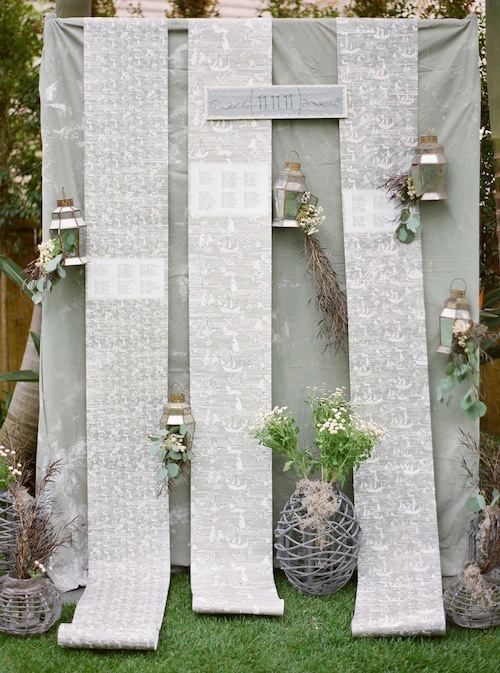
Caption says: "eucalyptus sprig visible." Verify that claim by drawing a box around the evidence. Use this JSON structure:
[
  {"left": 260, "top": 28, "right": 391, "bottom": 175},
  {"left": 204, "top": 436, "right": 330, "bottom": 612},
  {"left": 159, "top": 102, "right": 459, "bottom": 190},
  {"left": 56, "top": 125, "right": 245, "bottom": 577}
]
[
  {"left": 380, "top": 173, "right": 421, "bottom": 244},
  {"left": 24, "top": 238, "right": 68, "bottom": 304},
  {"left": 437, "top": 320, "right": 489, "bottom": 420},
  {"left": 149, "top": 424, "right": 193, "bottom": 493}
]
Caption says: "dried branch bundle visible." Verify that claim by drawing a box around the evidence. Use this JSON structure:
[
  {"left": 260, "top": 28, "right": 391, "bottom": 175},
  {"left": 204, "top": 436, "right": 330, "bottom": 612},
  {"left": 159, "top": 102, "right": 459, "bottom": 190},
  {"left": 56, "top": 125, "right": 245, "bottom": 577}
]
[
  {"left": 10, "top": 460, "right": 78, "bottom": 580},
  {"left": 303, "top": 234, "right": 348, "bottom": 352}
]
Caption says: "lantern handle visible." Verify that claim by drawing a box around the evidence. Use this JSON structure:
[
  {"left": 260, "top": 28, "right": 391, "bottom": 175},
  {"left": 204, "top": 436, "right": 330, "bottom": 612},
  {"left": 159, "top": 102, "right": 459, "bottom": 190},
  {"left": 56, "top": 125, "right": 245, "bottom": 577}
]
[
  {"left": 449, "top": 278, "right": 467, "bottom": 294},
  {"left": 285, "top": 150, "right": 300, "bottom": 164},
  {"left": 169, "top": 381, "right": 185, "bottom": 395}
]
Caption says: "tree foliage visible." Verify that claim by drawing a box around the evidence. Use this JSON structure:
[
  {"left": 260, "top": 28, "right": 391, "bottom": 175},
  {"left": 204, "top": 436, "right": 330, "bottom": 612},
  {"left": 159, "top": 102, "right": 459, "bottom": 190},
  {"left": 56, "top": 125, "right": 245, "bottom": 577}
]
[
  {"left": 260, "top": 0, "right": 338, "bottom": 18},
  {"left": 166, "top": 0, "right": 219, "bottom": 18},
  {"left": 0, "top": 1, "right": 43, "bottom": 235}
]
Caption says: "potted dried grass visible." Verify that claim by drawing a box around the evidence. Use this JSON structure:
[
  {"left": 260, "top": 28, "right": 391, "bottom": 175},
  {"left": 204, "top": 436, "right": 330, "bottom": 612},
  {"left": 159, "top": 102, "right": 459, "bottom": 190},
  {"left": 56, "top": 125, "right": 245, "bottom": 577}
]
[
  {"left": 443, "top": 432, "right": 500, "bottom": 628},
  {"left": 247, "top": 388, "right": 386, "bottom": 596},
  {"left": 0, "top": 449, "right": 77, "bottom": 635}
]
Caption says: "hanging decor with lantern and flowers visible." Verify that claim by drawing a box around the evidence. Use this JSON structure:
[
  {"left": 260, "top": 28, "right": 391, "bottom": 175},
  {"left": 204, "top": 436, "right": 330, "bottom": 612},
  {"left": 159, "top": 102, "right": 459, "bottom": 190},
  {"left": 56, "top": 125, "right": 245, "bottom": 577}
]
[
  {"left": 25, "top": 191, "right": 89, "bottom": 304},
  {"left": 149, "top": 383, "right": 195, "bottom": 494},
  {"left": 272, "top": 152, "right": 348, "bottom": 352},
  {"left": 436, "top": 279, "right": 489, "bottom": 420},
  {"left": 381, "top": 135, "right": 448, "bottom": 244}
]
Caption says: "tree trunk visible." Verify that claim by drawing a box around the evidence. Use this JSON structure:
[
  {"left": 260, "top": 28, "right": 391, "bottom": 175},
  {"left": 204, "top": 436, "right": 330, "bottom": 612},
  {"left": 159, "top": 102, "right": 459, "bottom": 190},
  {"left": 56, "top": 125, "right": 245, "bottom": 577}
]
[{"left": 0, "top": 306, "right": 40, "bottom": 462}]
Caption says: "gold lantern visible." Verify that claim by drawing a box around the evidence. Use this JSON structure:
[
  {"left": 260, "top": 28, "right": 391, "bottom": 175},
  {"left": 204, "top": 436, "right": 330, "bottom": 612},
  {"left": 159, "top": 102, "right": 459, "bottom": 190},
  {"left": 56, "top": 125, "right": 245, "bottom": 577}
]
[
  {"left": 272, "top": 151, "right": 307, "bottom": 228},
  {"left": 410, "top": 135, "right": 448, "bottom": 201},
  {"left": 437, "top": 279, "right": 472, "bottom": 354},
  {"left": 160, "top": 383, "right": 195, "bottom": 451},
  {"left": 49, "top": 194, "right": 89, "bottom": 266}
]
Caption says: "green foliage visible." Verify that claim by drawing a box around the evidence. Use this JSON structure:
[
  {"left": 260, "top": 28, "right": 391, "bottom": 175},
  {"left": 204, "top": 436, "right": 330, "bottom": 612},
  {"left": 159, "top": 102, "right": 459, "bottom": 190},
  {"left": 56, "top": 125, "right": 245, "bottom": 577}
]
[
  {"left": 247, "top": 390, "right": 384, "bottom": 486},
  {"left": 149, "top": 425, "right": 193, "bottom": 489},
  {"left": 91, "top": 0, "right": 116, "bottom": 16},
  {"left": 0, "top": 1, "right": 43, "bottom": 235},
  {"left": 166, "top": 0, "right": 219, "bottom": 18},
  {"left": 260, "top": 0, "right": 338, "bottom": 18}
]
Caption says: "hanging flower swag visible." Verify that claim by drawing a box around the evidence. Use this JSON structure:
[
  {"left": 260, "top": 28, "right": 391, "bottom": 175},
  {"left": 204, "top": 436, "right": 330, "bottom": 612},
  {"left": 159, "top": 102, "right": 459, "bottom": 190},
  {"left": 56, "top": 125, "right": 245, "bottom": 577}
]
[
  {"left": 380, "top": 174, "right": 421, "bottom": 244},
  {"left": 298, "top": 193, "right": 348, "bottom": 352}
]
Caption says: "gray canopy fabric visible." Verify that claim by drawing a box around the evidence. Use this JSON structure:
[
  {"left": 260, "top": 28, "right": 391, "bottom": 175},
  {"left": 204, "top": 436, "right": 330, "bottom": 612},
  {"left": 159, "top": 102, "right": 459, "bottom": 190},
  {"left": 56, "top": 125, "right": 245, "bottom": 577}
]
[{"left": 39, "top": 15, "right": 479, "bottom": 594}]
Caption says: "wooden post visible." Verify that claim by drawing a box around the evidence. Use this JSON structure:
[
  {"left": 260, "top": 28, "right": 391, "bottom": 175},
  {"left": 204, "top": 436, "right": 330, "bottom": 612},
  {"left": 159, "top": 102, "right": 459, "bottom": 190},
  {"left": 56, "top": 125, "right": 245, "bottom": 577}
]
[
  {"left": 486, "top": 0, "right": 500, "bottom": 257},
  {"left": 55, "top": 0, "right": 92, "bottom": 17}
]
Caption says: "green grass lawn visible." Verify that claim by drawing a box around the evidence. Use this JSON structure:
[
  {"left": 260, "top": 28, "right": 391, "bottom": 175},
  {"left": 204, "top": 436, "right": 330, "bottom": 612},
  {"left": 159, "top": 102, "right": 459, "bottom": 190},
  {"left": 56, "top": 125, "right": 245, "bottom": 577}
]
[{"left": 0, "top": 570, "right": 498, "bottom": 673}]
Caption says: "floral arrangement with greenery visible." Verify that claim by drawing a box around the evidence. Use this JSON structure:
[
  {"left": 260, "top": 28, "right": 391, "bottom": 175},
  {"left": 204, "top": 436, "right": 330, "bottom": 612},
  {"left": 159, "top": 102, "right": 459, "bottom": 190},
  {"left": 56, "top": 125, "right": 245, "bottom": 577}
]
[
  {"left": 24, "top": 238, "right": 68, "bottom": 304},
  {"left": 149, "top": 425, "right": 193, "bottom": 493},
  {"left": 297, "top": 193, "right": 348, "bottom": 352},
  {"left": 380, "top": 173, "right": 421, "bottom": 244},
  {"left": 247, "top": 388, "right": 386, "bottom": 488},
  {"left": 436, "top": 320, "right": 489, "bottom": 420}
]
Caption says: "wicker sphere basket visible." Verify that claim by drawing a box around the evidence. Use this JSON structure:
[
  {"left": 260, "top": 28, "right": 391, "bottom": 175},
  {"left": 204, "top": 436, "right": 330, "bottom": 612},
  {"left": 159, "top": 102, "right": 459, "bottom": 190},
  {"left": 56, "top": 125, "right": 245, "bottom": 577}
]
[
  {"left": 0, "top": 491, "right": 18, "bottom": 574},
  {"left": 275, "top": 484, "right": 360, "bottom": 596},
  {"left": 0, "top": 574, "right": 61, "bottom": 635},
  {"left": 443, "top": 564, "right": 500, "bottom": 629}
]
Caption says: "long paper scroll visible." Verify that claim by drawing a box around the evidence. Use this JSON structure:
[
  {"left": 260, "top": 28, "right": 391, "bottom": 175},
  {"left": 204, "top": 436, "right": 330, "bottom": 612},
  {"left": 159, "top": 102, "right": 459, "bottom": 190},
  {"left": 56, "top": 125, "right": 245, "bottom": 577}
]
[
  {"left": 58, "top": 18, "right": 171, "bottom": 649},
  {"left": 188, "top": 18, "right": 283, "bottom": 616},
  {"left": 337, "top": 18, "right": 446, "bottom": 637}
]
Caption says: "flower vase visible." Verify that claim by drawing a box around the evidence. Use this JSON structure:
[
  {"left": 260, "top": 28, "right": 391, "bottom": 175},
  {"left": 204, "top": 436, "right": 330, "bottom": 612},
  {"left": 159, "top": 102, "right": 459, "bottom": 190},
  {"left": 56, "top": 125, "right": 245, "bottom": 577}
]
[
  {"left": 275, "top": 482, "right": 361, "bottom": 596},
  {"left": 0, "top": 574, "right": 61, "bottom": 635}
]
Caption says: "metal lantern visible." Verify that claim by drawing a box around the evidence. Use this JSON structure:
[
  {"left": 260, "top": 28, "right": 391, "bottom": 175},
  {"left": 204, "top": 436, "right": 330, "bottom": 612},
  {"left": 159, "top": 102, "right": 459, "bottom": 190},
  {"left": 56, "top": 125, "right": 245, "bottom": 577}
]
[
  {"left": 436, "top": 279, "right": 472, "bottom": 354},
  {"left": 160, "top": 383, "right": 196, "bottom": 451},
  {"left": 272, "top": 151, "right": 307, "bottom": 228},
  {"left": 410, "top": 135, "right": 448, "bottom": 201},
  {"left": 49, "top": 195, "right": 89, "bottom": 266}
]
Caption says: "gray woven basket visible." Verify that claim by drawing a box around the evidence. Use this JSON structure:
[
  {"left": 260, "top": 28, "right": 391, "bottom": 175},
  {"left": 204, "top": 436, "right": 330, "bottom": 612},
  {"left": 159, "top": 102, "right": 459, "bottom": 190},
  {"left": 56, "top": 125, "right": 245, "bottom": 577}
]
[
  {"left": 468, "top": 514, "right": 500, "bottom": 565},
  {"left": 275, "top": 484, "right": 360, "bottom": 596},
  {"left": 0, "top": 574, "right": 61, "bottom": 635},
  {"left": 0, "top": 491, "right": 18, "bottom": 574},
  {"left": 443, "top": 564, "right": 500, "bottom": 629}
]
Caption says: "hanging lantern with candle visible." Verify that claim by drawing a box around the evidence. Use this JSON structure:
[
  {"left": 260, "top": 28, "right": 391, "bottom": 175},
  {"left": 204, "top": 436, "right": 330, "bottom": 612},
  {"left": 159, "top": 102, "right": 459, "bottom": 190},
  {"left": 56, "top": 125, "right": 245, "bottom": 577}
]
[
  {"left": 160, "top": 383, "right": 196, "bottom": 451},
  {"left": 410, "top": 135, "right": 448, "bottom": 201},
  {"left": 436, "top": 279, "right": 472, "bottom": 355},
  {"left": 49, "top": 194, "right": 89, "bottom": 266},
  {"left": 272, "top": 151, "right": 307, "bottom": 228}
]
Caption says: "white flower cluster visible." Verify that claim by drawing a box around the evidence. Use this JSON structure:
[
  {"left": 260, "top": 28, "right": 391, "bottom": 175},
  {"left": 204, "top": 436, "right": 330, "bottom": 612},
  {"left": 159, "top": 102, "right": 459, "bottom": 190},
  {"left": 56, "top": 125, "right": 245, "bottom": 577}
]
[
  {"left": 452, "top": 319, "right": 470, "bottom": 349},
  {"left": 0, "top": 444, "right": 22, "bottom": 477},
  {"left": 35, "top": 239, "right": 60, "bottom": 274},
  {"left": 245, "top": 406, "right": 289, "bottom": 434},
  {"left": 406, "top": 177, "right": 417, "bottom": 200},
  {"left": 164, "top": 433, "right": 186, "bottom": 453},
  {"left": 298, "top": 192, "right": 325, "bottom": 235},
  {"left": 33, "top": 560, "right": 47, "bottom": 574}
]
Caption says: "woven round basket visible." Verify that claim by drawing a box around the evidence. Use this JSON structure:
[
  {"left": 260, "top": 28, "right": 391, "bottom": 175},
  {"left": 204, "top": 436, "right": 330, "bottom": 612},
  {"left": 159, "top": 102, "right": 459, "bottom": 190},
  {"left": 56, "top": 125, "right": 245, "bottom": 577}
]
[
  {"left": 275, "top": 484, "right": 360, "bottom": 596},
  {"left": 0, "top": 491, "right": 18, "bottom": 574},
  {"left": 468, "top": 513, "right": 500, "bottom": 565},
  {"left": 0, "top": 574, "right": 61, "bottom": 635},
  {"left": 443, "top": 564, "right": 500, "bottom": 629}
]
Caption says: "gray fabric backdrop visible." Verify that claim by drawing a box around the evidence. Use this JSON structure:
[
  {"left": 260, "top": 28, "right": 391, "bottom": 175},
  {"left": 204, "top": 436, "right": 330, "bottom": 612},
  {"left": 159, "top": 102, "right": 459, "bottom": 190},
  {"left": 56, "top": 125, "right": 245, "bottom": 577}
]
[{"left": 39, "top": 15, "right": 480, "bottom": 591}]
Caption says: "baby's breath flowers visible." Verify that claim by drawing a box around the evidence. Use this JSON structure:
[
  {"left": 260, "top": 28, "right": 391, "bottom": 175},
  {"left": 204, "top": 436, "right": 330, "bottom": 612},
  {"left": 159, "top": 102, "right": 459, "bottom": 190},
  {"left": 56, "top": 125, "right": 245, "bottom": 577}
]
[
  {"left": 24, "top": 238, "right": 67, "bottom": 304},
  {"left": 437, "top": 319, "right": 489, "bottom": 420},
  {"left": 0, "top": 443, "right": 24, "bottom": 489},
  {"left": 149, "top": 425, "right": 193, "bottom": 493}
]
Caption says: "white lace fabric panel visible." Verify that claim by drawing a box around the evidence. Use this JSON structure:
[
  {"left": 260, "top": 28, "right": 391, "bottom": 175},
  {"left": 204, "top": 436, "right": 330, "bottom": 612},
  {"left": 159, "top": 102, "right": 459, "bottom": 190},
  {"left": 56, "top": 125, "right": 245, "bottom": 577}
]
[
  {"left": 58, "top": 18, "right": 171, "bottom": 649},
  {"left": 337, "top": 18, "right": 446, "bottom": 637},
  {"left": 188, "top": 19, "right": 284, "bottom": 616}
]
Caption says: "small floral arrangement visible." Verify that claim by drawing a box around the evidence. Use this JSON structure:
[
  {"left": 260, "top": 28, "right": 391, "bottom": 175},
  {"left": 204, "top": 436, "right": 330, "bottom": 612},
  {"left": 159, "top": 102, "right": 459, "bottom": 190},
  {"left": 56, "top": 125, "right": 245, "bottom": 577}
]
[
  {"left": 149, "top": 425, "right": 193, "bottom": 493},
  {"left": 380, "top": 173, "right": 421, "bottom": 244},
  {"left": 24, "top": 238, "right": 67, "bottom": 304},
  {"left": 297, "top": 192, "right": 325, "bottom": 236},
  {"left": 246, "top": 388, "right": 386, "bottom": 487},
  {"left": 436, "top": 320, "right": 488, "bottom": 420}
]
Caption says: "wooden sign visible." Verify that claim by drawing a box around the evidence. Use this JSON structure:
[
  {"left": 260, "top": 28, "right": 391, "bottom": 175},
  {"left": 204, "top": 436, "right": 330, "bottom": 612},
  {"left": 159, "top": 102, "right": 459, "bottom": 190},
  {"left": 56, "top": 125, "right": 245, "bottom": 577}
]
[{"left": 205, "top": 85, "right": 347, "bottom": 120}]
